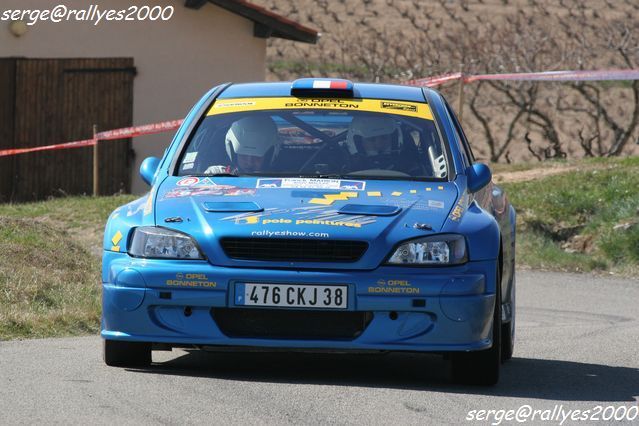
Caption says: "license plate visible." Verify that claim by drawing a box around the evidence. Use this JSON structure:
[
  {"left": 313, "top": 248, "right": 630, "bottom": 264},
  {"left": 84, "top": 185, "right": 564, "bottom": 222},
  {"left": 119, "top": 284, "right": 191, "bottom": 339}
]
[{"left": 235, "top": 283, "right": 348, "bottom": 309}]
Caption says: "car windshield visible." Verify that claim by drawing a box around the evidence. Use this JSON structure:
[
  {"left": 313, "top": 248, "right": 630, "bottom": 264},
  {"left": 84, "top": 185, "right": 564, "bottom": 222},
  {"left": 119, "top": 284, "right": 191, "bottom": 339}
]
[{"left": 177, "top": 99, "right": 448, "bottom": 180}]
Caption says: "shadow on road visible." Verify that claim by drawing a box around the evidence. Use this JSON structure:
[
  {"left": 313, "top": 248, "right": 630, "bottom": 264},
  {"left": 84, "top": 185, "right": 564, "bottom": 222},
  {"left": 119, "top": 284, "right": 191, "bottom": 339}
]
[{"left": 131, "top": 350, "right": 639, "bottom": 402}]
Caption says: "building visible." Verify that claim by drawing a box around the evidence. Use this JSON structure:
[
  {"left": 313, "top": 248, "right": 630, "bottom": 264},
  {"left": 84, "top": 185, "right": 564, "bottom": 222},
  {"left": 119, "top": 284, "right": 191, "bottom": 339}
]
[{"left": 0, "top": 0, "right": 317, "bottom": 200}]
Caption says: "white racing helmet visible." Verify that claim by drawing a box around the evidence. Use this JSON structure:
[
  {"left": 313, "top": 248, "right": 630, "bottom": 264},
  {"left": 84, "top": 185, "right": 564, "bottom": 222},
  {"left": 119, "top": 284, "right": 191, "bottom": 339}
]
[
  {"left": 345, "top": 115, "right": 398, "bottom": 155},
  {"left": 225, "top": 115, "right": 279, "bottom": 162}
]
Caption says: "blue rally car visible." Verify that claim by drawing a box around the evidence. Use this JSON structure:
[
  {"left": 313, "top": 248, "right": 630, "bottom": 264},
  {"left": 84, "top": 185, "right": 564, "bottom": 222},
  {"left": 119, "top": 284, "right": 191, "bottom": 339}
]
[{"left": 102, "top": 78, "right": 516, "bottom": 385}]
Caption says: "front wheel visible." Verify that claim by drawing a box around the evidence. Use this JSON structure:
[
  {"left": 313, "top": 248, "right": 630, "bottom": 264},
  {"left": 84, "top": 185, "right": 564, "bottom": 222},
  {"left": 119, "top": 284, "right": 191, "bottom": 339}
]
[{"left": 103, "top": 339, "right": 151, "bottom": 367}]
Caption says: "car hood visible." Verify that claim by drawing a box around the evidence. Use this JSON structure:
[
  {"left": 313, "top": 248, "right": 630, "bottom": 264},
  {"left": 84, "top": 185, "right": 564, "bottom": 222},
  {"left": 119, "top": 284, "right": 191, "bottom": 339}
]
[{"left": 154, "top": 176, "right": 460, "bottom": 269}]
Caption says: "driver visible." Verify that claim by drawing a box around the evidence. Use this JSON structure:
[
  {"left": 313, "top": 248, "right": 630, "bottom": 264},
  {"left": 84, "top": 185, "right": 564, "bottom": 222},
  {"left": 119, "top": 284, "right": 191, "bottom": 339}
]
[
  {"left": 225, "top": 115, "right": 279, "bottom": 173},
  {"left": 346, "top": 115, "right": 400, "bottom": 170}
]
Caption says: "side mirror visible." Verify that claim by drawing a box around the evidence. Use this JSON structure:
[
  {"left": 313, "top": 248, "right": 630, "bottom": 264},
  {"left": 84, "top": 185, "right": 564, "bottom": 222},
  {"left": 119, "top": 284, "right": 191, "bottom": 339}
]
[
  {"left": 140, "top": 157, "right": 160, "bottom": 186},
  {"left": 467, "top": 163, "right": 492, "bottom": 193}
]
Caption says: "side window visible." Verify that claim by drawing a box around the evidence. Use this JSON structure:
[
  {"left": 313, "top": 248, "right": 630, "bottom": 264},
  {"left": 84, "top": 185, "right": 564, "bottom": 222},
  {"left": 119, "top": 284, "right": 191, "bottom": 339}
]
[{"left": 445, "top": 101, "right": 476, "bottom": 164}]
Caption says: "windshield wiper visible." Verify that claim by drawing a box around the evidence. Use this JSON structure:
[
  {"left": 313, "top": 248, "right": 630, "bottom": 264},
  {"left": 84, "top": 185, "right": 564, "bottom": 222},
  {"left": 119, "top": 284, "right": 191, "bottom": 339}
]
[
  {"left": 188, "top": 172, "right": 244, "bottom": 177},
  {"left": 195, "top": 172, "right": 240, "bottom": 177}
]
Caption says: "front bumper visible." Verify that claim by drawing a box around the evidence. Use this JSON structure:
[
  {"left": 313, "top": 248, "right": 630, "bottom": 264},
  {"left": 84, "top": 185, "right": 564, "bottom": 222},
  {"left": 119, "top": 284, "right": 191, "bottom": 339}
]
[{"left": 101, "top": 251, "right": 498, "bottom": 352}]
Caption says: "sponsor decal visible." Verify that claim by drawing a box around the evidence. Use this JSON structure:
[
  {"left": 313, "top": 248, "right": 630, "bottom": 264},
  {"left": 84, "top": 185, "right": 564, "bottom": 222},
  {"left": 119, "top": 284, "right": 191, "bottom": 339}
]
[
  {"left": 257, "top": 178, "right": 365, "bottom": 191},
  {"left": 193, "top": 177, "right": 216, "bottom": 186},
  {"left": 380, "top": 101, "right": 418, "bottom": 112},
  {"left": 111, "top": 230, "right": 122, "bottom": 252},
  {"left": 284, "top": 99, "right": 358, "bottom": 109},
  {"left": 165, "top": 177, "right": 255, "bottom": 199},
  {"left": 213, "top": 101, "right": 256, "bottom": 108},
  {"left": 207, "top": 97, "right": 433, "bottom": 120},
  {"left": 251, "top": 230, "right": 330, "bottom": 238},
  {"left": 449, "top": 193, "right": 469, "bottom": 222},
  {"left": 256, "top": 180, "right": 281, "bottom": 189},
  {"left": 368, "top": 279, "right": 420, "bottom": 294},
  {"left": 177, "top": 176, "right": 200, "bottom": 186},
  {"left": 292, "top": 218, "right": 364, "bottom": 228},
  {"left": 166, "top": 273, "right": 217, "bottom": 288},
  {"left": 183, "top": 152, "right": 198, "bottom": 163},
  {"left": 368, "top": 287, "right": 420, "bottom": 294},
  {"left": 309, "top": 191, "right": 358, "bottom": 206},
  {"left": 221, "top": 205, "right": 377, "bottom": 228},
  {"left": 164, "top": 185, "right": 255, "bottom": 199}
]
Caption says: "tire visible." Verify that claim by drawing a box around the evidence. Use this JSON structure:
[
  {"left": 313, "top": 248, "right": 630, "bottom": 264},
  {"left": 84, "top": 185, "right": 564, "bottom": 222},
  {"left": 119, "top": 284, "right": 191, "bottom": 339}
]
[
  {"left": 501, "top": 320, "right": 514, "bottom": 362},
  {"left": 103, "top": 339, "right": 151, "bottom": 367},
  {"left": 451, "top": 266, "right": 502, "bottom": 386},
  {"left": 501, "top": 268, "right": 516, "bottom": 362}
]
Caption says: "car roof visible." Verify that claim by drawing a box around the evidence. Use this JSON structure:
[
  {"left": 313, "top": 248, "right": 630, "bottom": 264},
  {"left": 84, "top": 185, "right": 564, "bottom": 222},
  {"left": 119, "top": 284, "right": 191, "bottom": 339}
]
[{"left": 218, "top": 81, "right": 432, "bottom": 103}]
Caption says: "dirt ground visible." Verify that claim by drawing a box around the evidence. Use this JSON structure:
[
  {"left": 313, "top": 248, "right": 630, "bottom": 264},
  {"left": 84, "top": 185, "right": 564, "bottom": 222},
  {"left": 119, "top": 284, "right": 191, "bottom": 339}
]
[{"left": 493, "top": 164, "right": 581, "bottom": 183}]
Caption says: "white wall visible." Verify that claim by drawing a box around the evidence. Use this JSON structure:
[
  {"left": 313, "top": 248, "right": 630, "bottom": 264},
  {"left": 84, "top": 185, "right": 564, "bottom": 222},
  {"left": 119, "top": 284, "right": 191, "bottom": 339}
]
[{"left": 0, "top": 0, "right": 266, "bottom": 192}]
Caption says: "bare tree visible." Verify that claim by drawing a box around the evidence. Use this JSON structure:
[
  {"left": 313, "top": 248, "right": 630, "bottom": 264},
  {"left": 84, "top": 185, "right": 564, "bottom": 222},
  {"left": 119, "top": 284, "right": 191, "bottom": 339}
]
[{"left": 260, "top": 0, "right": 639, "bottom": 162}]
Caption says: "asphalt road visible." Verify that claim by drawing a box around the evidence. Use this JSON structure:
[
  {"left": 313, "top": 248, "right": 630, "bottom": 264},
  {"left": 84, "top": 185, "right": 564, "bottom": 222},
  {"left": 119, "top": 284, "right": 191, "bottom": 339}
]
[{"left": 1, "top": 271, "right": 638, "bottom": 425}]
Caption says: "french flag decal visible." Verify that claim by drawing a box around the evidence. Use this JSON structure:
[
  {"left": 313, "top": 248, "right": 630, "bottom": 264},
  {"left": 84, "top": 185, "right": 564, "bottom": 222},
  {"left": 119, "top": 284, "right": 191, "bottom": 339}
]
[
  {"left": 313, "top": 80, "right": 349, "bottom": 89},
  {"left": 292, "top": 78, "right": 354, "bottom": 94}
]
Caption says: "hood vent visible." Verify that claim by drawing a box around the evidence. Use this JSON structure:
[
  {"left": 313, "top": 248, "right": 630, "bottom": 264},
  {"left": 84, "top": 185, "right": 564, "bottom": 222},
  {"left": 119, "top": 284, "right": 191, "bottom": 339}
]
[{"left": 338, "top": 204, "right": 401, "bottom": 216}]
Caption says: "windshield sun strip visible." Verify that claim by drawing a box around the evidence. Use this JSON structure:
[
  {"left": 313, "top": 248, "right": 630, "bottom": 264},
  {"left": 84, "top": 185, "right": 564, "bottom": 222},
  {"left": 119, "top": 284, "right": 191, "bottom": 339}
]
[{"left": 208, "top": 97, "right": 433, "bottom": 121}]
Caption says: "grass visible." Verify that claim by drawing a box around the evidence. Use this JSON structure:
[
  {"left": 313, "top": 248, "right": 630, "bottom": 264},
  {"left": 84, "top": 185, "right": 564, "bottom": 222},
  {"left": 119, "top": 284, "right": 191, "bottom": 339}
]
[
  {"left": 501, "top": 156, "right": 639, "bottom": 274},
  {"left": 0, "top": 195, "right": 137, "bottom": 231},
  {"left": 0, "top": 195, "right": 136, "bottom": 340}
]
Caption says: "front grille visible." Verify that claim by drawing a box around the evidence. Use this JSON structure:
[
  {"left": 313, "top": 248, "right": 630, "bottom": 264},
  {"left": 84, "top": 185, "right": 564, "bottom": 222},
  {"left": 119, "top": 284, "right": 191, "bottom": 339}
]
[
  {"left": 212, "top": 308, "right": 373, "bottom": 340},
  {"left": 220, "top": 238, "right": 368, "bottom": 262}
]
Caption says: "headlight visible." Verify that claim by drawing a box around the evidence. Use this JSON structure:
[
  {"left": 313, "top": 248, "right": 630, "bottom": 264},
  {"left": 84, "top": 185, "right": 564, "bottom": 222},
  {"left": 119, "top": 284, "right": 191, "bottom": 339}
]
[
  {"left": 386, "top": 234, "right": 467, "bottom": 266},
  {"left": 129, "top": 227, "right": 204, "bottom": 259}
]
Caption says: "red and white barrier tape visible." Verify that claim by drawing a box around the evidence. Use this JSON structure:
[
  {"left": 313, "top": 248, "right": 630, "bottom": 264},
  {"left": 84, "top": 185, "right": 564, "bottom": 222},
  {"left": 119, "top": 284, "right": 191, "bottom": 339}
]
[
  {"left": 0, "top": 138, "right": 96, "bottom": 158},
  {"left": 0, "top": 119, "right": 184, "bottom": 158},
  {"left": 465, "top": 69, "right": 639, "bottom": 83},
  {"left": 408, "top": 69, "right": 639, "bottom": 87},
  {"left": 406, "top": 72, "right": 463, "bottom": 87},
  {"left": 95, "top": 119, "right": 183, "bottom": 141}
]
